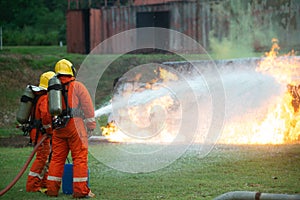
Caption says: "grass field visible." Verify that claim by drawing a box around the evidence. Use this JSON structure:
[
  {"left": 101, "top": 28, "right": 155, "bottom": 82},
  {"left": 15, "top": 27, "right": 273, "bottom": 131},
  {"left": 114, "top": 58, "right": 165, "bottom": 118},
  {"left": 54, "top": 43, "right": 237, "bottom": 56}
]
[
  {"left": 0, "top": 144, "right": 299, "bottom": 199},
  {"left": 1, "top": 46, "right": 299, "bottom": 199}
]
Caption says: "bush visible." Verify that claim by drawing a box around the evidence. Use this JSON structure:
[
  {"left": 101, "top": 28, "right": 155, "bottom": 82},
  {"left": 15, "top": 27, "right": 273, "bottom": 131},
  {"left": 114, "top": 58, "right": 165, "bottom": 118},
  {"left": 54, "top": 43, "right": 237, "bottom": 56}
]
[{"left": 2, "top": 26, "right": 62, "bottom": 46}]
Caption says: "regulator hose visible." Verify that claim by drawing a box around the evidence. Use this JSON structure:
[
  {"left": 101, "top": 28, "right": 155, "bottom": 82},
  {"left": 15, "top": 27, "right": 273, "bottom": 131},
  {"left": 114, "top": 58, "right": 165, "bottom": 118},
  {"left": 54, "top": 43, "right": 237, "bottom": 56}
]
[{"left": 0, "top": 134, "right": 49, "bottom": 196}]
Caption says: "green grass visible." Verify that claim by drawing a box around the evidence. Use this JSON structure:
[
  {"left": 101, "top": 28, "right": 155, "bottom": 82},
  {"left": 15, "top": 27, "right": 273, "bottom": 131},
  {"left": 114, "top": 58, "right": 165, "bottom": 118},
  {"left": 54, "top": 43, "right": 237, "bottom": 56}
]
[
  {"left": 0, "top": 144, "right": 299, "bottom": 199},
  {"left": 0, "top": 46, "right": 299, "bottom": 199},
  {"left": 0, "top": 128, "right": 18, "bottom": 138},
  {"left": 1, "top": 46, "right": 67, "bottom": 55},
  {"left": 0, "top": 144, "right": 300, "bottom": 199}
]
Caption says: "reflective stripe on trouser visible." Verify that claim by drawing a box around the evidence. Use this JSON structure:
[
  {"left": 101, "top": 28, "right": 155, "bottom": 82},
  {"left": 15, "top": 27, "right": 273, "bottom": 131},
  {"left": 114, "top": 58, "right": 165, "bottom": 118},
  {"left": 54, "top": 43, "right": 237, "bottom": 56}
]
[
  {"left": 26, "top": 136, "right": 50, "bottom": 192},
  {"left": 28, "top": 171, "right": 43, "bottom": 179},
  {"left": 47, "top": 121, "right": 90, "bottom": 197},
  {"left": 46, "top": 175, "right": 62, "bottom": 197},
  {"left": 46, "top": 136, "right": 69, "bottom": 197},
  {"left": 73, "top": 177, "right": 88, "bottom": 182},
  {"left": 73, "top": 176, "right": 90, "bottom": 198},
  {"left": 47, "top": 176, "right": 62, "bottom": 181}
]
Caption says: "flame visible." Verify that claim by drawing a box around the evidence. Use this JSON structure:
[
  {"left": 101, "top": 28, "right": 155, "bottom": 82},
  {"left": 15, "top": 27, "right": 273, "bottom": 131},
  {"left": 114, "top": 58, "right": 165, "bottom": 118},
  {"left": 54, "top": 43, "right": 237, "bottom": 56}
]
[
  {"left": 100, "top": 121, "right": 128, "bottom": 142},
  {"left": 100, "top": 121, "right": 118, "bottom": 136},
  {"left": 221, "top": 38, "right": 300, "bottom": 144},
  {"left": 256, "top": 38, "right": 299, "bottom": 85},
  {"left": 100, "top": 40, "right": 300, "bottom": 145},
  {"left": 100, "top": 94, "right": 180, "bottom": 144},
  {"left": 251, "top": 39, "right": 300, "bottom": 143},
  {"left": 100, "top": 65, "right": 180, "bottom": 143},
  {"left": 157, "top": 66, "right": 178, "bottom": 82}
]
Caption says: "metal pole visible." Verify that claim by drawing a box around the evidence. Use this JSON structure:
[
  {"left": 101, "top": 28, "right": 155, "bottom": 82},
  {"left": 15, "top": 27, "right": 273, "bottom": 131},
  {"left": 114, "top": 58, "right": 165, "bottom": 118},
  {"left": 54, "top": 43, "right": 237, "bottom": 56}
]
[
  {"left": 214, "top": 191, "right": 300, "bottom": 200},
  {"left": 0, "top": 26, "right": 2, "bottom": 50}
]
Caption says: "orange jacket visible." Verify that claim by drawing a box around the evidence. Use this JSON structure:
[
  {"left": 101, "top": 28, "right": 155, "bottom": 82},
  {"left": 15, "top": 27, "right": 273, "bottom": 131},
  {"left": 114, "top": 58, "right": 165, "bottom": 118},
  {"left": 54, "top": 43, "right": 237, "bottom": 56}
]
[
  {"left": 29, "top": 92, "right": 52, "bottom": 141},
  {"left": 59, "top": 76, "right": 96, "bottom": 130}
]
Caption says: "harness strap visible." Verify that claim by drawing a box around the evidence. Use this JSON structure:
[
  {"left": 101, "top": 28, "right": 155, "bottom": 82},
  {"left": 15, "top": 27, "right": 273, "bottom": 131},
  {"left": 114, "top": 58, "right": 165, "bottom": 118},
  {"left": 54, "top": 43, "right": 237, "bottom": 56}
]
[
  {"left": 29, "top": 93, "right": 45, "bottom": 144},
  {"left": 62, "top": 81, "right": 73, "bottom": 117},
  {"left": 48, "top": 83, "right": 63, "bottom": 91},
  {"left": 61, "top": 108, "right": 85, "bottom": 118},
  {"left": 61, "top": 80, "right": 84, "bottom": 118},
  {"left": 20, "top": 95, "right": 33, "bottom": 103}
]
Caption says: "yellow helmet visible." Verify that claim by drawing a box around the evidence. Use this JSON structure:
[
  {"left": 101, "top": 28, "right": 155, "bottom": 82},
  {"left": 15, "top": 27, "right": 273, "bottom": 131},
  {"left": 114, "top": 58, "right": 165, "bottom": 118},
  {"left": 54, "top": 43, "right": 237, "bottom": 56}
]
[
  {"left": 39, "top": 71, "right": 56, "bottom": 90},
  {"left": 54, "top": 59, "right": 76, "bottom": 76}
]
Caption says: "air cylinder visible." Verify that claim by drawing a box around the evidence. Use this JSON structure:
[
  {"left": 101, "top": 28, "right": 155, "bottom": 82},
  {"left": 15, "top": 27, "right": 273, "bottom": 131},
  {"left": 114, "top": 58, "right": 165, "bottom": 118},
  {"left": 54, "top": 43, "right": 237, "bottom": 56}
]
[
  {"left": 48, "top": 76, "right": 62, "bottom": 116},
  {"left": 16, "top": 85, "right": 35, "bottom": 124}
]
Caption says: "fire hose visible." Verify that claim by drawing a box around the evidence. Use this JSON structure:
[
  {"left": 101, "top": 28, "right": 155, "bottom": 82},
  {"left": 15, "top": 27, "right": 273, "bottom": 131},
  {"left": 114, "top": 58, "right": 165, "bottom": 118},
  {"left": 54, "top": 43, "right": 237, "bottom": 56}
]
[
  {"left": 214, "top": 191, "right": 300, "bottom": 200},
  {"left": 0, "top": 134, "right": 49, "bottom": 196}
]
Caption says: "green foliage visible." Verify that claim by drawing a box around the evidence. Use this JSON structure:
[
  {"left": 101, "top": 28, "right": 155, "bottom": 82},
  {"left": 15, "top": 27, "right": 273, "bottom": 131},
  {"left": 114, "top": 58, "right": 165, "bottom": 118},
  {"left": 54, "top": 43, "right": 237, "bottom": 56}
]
[{"left": 0, "top": 0, "right": 67, "bottom": 45}]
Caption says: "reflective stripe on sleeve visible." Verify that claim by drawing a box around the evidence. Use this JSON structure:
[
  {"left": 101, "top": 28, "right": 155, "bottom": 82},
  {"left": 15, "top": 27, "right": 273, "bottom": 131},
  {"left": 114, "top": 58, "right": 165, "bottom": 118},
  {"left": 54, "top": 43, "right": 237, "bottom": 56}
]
[
  {"left": 47, "top": 175, "right": 62, "bottom": 182},
  {"left": 73, "top": 177, "right": 88, "bottom": 182},
  {"left": 85, "top": 117, "right": 95, "bottom": 123},
  {"left": 29, "top": 171, "right": 43, "bottom": 179},
  {"left": 43, "top": 124, "right": 51, "bottom": 129}
]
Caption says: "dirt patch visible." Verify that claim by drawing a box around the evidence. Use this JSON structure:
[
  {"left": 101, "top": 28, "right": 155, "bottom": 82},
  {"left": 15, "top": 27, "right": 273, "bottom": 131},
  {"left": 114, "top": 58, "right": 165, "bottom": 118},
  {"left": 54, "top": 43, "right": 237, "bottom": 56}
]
[{"left": 0, "top": 135, "right": 31, "bottom": 148}]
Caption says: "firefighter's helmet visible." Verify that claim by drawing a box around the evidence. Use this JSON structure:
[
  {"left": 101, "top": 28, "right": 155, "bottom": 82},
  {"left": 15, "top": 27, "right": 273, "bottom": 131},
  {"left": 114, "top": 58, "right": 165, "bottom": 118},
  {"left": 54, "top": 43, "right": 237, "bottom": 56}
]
[
  {"left": 39, "top": 71, "right": 55, "bottom": 90},
  {"left": 54, "top": 59, "right": 76, "bottom": 77}
]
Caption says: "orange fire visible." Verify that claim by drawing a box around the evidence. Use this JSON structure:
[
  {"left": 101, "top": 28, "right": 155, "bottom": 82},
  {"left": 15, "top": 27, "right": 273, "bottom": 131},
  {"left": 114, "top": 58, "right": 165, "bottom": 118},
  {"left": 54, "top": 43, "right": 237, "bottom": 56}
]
[
  {"left": 257, "top": 38, "right": 299, "bottom": 85},
  {"left": 220, "top": 38, "right": 300, "bottom": 144},
  {"left": 99, "top": 65, "right": 180, "bottom": 143},
  {"left": 101, "top": 121, "right": 118, "bottom": 136},
  {"left": 252, "top": 39, "right": 300, "bottom": 143},
  {"left": 101, "top": 39, "right": 300, "bottom": 144}
]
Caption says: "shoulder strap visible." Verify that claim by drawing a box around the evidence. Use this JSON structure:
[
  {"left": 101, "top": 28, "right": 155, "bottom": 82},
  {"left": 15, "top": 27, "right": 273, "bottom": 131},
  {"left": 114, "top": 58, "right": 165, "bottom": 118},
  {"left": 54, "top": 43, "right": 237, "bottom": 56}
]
[
  {"left": 30, "top": 93, "right": 44, "bottom": 121},
  {"left": 30, "top": 93, "right": 45, "bottom": 144},
  {"left": 61, "top": 80, "right": 75, "bottom": 116}
]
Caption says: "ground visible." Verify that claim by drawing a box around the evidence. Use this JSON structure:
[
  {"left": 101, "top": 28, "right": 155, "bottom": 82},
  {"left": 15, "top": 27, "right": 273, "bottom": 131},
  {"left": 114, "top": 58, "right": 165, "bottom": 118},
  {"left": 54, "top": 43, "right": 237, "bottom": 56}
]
[{"left": 0, "top": 135, "right": 30, "bottom": 148}]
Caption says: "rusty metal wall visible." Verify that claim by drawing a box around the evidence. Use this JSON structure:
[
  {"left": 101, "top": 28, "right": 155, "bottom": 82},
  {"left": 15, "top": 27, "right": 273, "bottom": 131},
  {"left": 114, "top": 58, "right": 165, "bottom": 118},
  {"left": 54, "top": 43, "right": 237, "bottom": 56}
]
[
  {"left": 67, "top": 1, "right": 216, "bottom": 53},
  {"left": 67, "top": 10, "right": 87, "bottom": 54},
  {"left": 66, "top": 0, "right": 300, "bottom": 54},
  {"left": 134, "top": 0, "right": 184, "bottom": 6},
  {"left": 85, "top": 2, "right": 209, "bottom": 53}
]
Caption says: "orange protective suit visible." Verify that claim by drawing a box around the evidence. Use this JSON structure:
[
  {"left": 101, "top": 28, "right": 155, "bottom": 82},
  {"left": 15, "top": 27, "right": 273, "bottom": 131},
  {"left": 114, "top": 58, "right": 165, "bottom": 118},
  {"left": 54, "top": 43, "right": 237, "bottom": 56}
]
[
  {"left": 26, "top": 91, "right": 52, "bottom": 192},
  {"left": 47, "top": 76, "right": 96, "bottom": 198}
]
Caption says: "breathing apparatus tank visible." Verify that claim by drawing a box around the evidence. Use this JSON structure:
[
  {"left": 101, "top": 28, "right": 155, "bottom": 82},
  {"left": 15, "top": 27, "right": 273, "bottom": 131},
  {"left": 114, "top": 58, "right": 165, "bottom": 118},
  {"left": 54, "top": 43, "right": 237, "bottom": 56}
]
[
  {"left": 48, "top": 76, "right": 63, "bottom": 116},
  {"left": 16, "top": 85, "right": 35, "bottom": 124}
]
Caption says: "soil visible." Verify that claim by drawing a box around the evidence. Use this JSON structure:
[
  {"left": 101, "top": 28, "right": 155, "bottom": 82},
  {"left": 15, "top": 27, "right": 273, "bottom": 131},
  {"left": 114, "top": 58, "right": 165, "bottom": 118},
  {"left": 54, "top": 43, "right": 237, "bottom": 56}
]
[{"left": 0, "top": 135, "right": 31, "bottom": 148}]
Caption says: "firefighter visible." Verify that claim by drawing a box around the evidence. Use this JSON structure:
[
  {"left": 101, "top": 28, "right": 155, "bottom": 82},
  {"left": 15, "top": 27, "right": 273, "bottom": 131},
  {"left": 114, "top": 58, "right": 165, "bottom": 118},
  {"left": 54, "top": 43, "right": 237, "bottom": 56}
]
[
  {"left": 26, "top": 71, "right": 55, "bottom": 192},
  {"left": 46, "top": 59, "right": 96, "bottom": 198}
]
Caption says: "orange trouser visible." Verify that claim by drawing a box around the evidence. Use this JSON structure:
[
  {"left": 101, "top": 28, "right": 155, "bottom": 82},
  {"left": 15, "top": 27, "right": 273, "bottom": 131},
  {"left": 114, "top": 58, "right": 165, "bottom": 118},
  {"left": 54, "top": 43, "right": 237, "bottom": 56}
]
[
  {"left": 46, "top": 119, "right": 90, "bottom": 197},
  {"left": 26, "top": 135, "right": 50, "bottom": 192}
]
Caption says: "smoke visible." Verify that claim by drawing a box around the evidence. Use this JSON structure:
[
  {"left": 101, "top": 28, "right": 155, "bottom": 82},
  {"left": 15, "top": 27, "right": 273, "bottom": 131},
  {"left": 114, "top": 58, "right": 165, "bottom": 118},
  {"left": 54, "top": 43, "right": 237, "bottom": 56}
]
[
  {"left": 208, "top": 0, "right": 300, "bottom": 59},
  {"left": 209, "top": 36, "right": 255, "bottom": 60},
  {"left": 209, "top": 0, "right": 254, "bottom": 59}
]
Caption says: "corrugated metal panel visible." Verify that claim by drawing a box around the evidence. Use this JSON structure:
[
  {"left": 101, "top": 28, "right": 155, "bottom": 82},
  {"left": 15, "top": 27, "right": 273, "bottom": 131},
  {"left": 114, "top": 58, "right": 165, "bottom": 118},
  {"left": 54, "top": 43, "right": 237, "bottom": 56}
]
[
  {"left": 67, "top": 10, "right": 86, "bottom": 54},
  {"left": 67, "top": 2, "right": 220, "bottom": 54},
  {"left": 134, "top": 0, "right": 184, "bottom": 6},
  {"left": 67, "top": 1, "right": 300, "bottom": 54},
  {"left": 90, "top": 9, "right": 101, "bottom": 51}
]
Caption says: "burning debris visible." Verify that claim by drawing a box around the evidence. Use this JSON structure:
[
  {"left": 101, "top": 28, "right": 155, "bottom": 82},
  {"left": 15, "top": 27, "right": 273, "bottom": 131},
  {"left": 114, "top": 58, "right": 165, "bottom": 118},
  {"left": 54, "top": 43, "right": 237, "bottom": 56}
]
[
  {"left": 287, "top": 84, "right": 300, "bottom": 113},
  {"left": 253, "top": 39, "right": 300, "bottom": 143},
  {"left": 96, "top": 64, "right": 182, "bottom": 143},
  {"left": 95, "top": 39, "right": 300, "bottom": 145},
  {"left": 100, "top": 120, "right": 118, "bottom": 137},
  {"left": 220, "top": 38, "right": 300, "bottom": 144}
]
